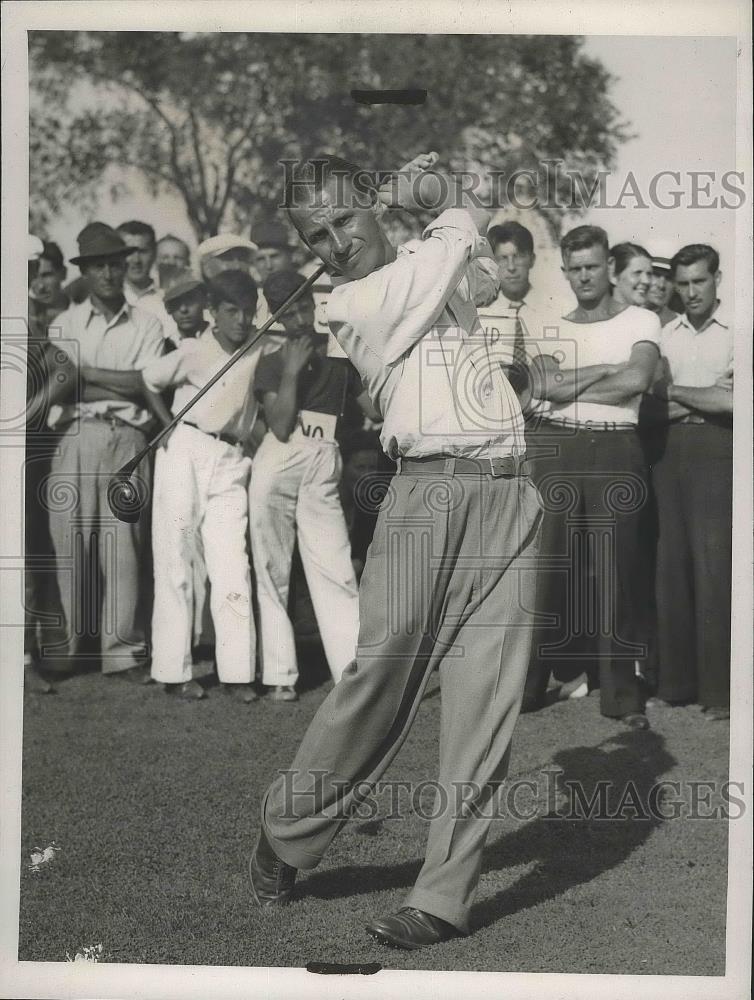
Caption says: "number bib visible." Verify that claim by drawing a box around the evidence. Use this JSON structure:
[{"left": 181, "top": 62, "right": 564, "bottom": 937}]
[{"left": 292, "top": 409, "right": 338, "bottom": 443}]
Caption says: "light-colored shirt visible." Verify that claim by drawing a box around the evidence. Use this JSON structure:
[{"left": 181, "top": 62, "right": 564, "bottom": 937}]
[
  {"left": 476, "top": 287, "right": 558, "bottom": 364},
  {"left": 142, "top": 328, "right": 263, "bottom": 440},
  {"left": 48, "top": 298, "right": 165, "bottom": 429},
  {"left": 477, "top": 286, "right": 562, "bottom": 418},
  {"left": 547, "top": 305, "right": 661, "bottom": 426},
  {"left": 660, "top": 303, "right": 733, "bottom": 386},
  {"left": 125, "top": 279, "right": 179, "bottom": 343},
  {"left": 327, "top": 209, "right": 525, "bottom": 459}
]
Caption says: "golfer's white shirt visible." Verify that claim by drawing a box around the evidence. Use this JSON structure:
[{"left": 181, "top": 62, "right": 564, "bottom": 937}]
[
  {"left": 142, "top": 328, "right": 263, "bottom": 440},
  {"left": 327, "top": 209, "right": 526, "bottom": 460}
]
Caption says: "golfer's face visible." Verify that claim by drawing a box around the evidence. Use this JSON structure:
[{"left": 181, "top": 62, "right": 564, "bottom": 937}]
[{"left": 291, "top": 177, "right": 386, "bottom": 282}]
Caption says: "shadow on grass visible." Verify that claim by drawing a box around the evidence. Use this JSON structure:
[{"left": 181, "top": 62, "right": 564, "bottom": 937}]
[{"left": 299, "top": 728, "right": 676, "bottom": 934}]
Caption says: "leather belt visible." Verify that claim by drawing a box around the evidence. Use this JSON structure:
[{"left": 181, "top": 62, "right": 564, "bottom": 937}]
[
  {"left": 396, "top": 454, "right": 528, "bottom": 478},
  {"left": 543, "top": 417, "right": 637, "bottom": 432},
  {"left": 80, "top": 411, "right": 144, "bottom": 432},
  {"left": 182, "top": 421, "right": 240, "bottom": 448}
]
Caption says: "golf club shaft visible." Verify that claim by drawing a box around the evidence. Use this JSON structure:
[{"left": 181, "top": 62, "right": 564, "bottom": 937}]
[{"left": 121, "top": 263, "right": 328, "bottom": 475}]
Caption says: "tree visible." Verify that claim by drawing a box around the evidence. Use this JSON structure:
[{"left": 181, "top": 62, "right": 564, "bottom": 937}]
[{"left": 29, "top": 32, "right": 630, "bottom": 241}]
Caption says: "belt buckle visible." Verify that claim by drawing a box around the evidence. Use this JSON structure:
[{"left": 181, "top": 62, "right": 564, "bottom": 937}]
[{"left": 489, "top": 456, "right": 511, "bottom": 478}]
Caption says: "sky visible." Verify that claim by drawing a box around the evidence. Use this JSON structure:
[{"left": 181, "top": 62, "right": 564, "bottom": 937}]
[
  {"left": 44, "top": 34, "right": 740, "bottom": 303},
  {"left": 580, "top": 36, "right": 738, "bottom": 278}
]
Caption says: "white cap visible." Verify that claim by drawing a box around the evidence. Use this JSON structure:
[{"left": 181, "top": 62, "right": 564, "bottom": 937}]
[
  {"left": 27, "top": 234, "right": 44, "bottom": 262},
  {"left": 196, "top": 233, "right": 258, "bottom": 260},
  {"left": 650, "top": 238, "right": 680, "bottom": 271}
]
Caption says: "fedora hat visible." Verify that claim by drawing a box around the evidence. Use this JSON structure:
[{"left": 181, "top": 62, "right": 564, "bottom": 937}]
[{"left": 70, "top": 223, "right": 135, "bottom": 265}]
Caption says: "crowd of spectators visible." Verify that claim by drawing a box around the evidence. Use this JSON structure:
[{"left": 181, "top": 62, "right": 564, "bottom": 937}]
[{"left": 23, "top": 204, "right": 733, "bottom": 729}]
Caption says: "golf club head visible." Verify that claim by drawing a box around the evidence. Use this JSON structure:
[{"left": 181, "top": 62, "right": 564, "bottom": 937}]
[{"left": 107, "top": 469, "right": 148, "bottom": 524}]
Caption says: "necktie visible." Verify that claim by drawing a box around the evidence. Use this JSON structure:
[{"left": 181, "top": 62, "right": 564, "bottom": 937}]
[{"left": 506, "top": 301, "right": 529, "bottom": 397}]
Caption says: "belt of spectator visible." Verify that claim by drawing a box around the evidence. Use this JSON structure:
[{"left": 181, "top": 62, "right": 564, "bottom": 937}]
[
  {"left": 396, "top": 454, "right": 528, "bottom": 478},
  {"left": 80, "top": 411, "right": 145, "bottom": 433},
  {"left": 542, "top": 417, "right": 637, "bottom": 432},
  {"left": 182, "top": 420, "right": 241, "bottom": 448}
]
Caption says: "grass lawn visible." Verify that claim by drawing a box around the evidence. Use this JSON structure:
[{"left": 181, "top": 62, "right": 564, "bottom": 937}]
[{"left": 19, "top": 654, "right": 729, "bottom": 974}]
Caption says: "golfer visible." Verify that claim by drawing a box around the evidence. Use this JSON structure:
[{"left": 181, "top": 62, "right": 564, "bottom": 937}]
[{"left": 249, "top": 152, "right": 543, "bottom": 950}]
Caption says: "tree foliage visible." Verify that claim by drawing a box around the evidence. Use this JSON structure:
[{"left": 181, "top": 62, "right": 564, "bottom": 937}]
[{"left": 29, "top": 31, "right": 631, "bottom": 240}]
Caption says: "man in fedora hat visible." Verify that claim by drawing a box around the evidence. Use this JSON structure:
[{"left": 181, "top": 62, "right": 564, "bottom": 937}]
[
  {"left": 162, "top": 276, "right": 210, "bottom": 348},
  {"left": 39, "top": 222, "right": 166, "bottom": 682}
]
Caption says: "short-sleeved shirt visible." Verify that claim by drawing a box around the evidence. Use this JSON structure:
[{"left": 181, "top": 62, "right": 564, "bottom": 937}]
[
  {"left": 255, "top": 349, "right": 362, "bottom": 419},
  {"left": 660, "top": 303, "right": 733, "bottom": 387},
  {"left": 547, "top": 304, "right": 661, "bottom": 426},
  {"left": 142, "top": 328, "right": 263, "bottom": 439},
  {"left": 47, "top": 297, "right": 165, "bottom": 429}
]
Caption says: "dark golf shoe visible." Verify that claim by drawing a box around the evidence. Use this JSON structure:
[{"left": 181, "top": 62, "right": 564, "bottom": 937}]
[
  {"left": 249, "top": 829, "right": 297, "bottom": 906},
  {"left": 366, "top": 907, "right": 461, "bottom": 950}
]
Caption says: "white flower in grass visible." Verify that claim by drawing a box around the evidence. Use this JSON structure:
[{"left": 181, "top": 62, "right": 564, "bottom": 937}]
[
  {"left": 28, "top": 842, "right": 60, "bottom": 872},
  {"left": 66, "top": 943, "right": 104, "bottom": 963}
]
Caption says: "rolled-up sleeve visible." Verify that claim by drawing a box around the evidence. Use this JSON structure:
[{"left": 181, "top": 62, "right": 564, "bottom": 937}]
[
  {"left": 142, "top": 340, "right": 194, "bottom": 392},
  {"left": 134, "top": 314, "right": 167, "bottom": 369},
  {"left": 329, "top": 209, "right": 493, "bottom": 366}
]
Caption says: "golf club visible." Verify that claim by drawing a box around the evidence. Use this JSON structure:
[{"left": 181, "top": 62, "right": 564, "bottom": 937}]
[{"left": 107, "top": 263, "right": 327, "bottom": 523}]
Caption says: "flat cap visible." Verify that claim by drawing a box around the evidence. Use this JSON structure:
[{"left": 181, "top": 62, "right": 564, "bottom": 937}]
[{"left": 197, "top": 233, "right": 258, "bottom": 260}]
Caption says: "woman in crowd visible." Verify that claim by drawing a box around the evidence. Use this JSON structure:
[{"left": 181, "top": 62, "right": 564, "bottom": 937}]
[{"left": 609, "top": 242, "right": 653, "bottom": 307}]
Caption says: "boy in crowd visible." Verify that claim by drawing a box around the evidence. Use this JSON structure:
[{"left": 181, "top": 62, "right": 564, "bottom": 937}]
[
  {"left": 141, "top": 271, "right": 263, "bottom": 702},
  {"left": 248, "top": 269, "right": 375, "bottom": 702},
  {"left": 162, "top": 276, "right": 210, "bottom": 349}
]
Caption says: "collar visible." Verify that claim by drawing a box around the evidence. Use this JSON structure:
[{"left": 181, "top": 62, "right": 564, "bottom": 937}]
[
  {"left": 125, "top": 278, "right": 158, "bottom": 300},
  {"left": 672, "top": 300, "right": 729, "bottom": 334},
  {"left": 84, "top": 297, "right": 131, "bottom": 329}
]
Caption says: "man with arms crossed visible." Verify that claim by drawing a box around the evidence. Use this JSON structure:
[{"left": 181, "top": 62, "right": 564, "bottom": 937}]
[
  {"left": 522, "top": 226, "right": 660, "bottom": 725},
  {"left": 648, "top": 245, "right": 733, "bottom": 720},
  {"left": 249, "top": 153, "right": 543, "bottom": 949}
]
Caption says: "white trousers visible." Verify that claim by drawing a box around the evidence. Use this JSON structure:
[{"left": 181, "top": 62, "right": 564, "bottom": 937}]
[
  {"left": 151, "top": 424, "right": 255, "bottom": 684},
  {"left": 249, "top": 432, "right": 359, "bottom": 686}
]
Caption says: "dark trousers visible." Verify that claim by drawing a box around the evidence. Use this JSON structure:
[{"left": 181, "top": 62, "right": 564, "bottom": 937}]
[
  {"left": 650, "top": 422, "right": 732, "bottom": 708},
  {"left": 523, "top": 424, "right": 650, "bottom": 717}
]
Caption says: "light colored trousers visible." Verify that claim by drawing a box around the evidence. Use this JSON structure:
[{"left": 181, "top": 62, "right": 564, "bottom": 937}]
[
  {"left": 248, "top": 432, "right": 359, "bottom": 686},
  {"left": 151, "top": 424, "right": 255, "bottom": 684},
  {"left": 262, "top": 470, "right": 543, "bottom": 934},
  {"left": 44, "top": 418, "right": 150, "bottom": 673}
]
